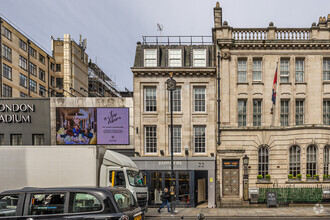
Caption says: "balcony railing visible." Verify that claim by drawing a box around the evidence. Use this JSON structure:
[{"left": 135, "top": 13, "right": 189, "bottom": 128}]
[{"left": 142, "top": 36, "right": 212, "bottom": 45}]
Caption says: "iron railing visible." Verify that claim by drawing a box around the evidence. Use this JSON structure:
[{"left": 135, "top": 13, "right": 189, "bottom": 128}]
[{"left": 142, "top": 36, "right": 212, "bottom": 45}]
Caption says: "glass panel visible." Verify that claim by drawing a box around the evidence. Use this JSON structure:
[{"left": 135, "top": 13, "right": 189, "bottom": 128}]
[
  {"left": 178, "top": 172, "right": 190, "bottom": 204},
  {"left": 29, "top": 193, "right": 65, "bottom": 215},
  {"left": 71, "top": 193, "right": 102, "bottom": 213},
  {"left": 149, "top": 172, "right": 163, "bottom": 205},
  {"left": 113, "top": 191, "right": 138, "bottom": 212},
  {"left": 0, "top": 195, "right": 19, "bottom": 217}
]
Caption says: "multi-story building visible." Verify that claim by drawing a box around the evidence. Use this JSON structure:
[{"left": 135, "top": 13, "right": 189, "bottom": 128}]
[
  {"left": 52, "top": 35, "right": 89, "bottom": 97},
  {"left": 0, "top": 18, "right": 58, "bottom": 98},
  {"left": 88, "top": 61, "right": 121, "bottom": 97},
  {"left": 131, "top": 40, "right": 217, "bottom": 207},
  {"left": 213, "top": 2, "right": 330, "bottom": 205},
  {"left": 132, "top": 2, "right": 330, "bottom": 207}
]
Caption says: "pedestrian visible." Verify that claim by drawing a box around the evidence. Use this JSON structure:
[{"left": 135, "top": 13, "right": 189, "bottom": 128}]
[{"left": 158, "top": 187, "right": 170, "bottom": 213}]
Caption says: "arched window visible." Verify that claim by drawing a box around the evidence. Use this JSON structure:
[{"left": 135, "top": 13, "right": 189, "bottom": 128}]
[
  {"left": 306, "top": 145, "right": 317, "bottom": 177},
  {"left": 258, "top": 146, "right": 268, "bottom": 177},
  {"left": 289, "top": 145, "right": 301, "bottom": 177},
  {"left": 324, "top": 145, "right": 330, "bottom": 176}
]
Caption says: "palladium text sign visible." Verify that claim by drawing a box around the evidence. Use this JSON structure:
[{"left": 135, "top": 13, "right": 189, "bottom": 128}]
[{"left": 0, "top": 103, "right": 35, "bottom": 123}]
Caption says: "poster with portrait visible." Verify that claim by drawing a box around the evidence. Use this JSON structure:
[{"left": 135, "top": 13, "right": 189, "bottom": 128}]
[{"left": 97, "top": 108, "right": 129, "bottom": 145}]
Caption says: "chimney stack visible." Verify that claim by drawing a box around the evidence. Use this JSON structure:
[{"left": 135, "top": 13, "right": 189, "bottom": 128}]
[{"left": 214, "top": 2, "right": 222, "bottom": 28}]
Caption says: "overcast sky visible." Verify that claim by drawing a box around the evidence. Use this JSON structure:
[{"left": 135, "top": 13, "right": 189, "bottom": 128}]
[{"left": 1, "top": 0, "right": 329, "bottom": 91}]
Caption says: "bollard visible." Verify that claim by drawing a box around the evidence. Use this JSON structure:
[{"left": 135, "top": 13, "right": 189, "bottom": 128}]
[{"left": 197, "top": 213, "right": 205, "bottom": 220}]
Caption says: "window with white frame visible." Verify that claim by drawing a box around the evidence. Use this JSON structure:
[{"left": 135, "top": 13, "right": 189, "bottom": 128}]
[
  {"left": 280, "top": 100, "right": 289, "bottom": 126},
  {"left": 194, "top": 125, "right": 206, "bottom": 153},
  {"left": 2, "top": 44, "right": 12, "bottom": 61},
  {"left": 10, "top": 134, "right": 22, "bottom": 145},
  {"left": 238, "top": 59, "right": 247, "bottom": 83},
  {"left": 169, "top": 125, "right": 181, "bottom": 153},
  {"left": 324, "top": 100, "right": 330, "bottom": 125},
  {"left": 144, "top": 87, "right": 156, "bottom": 112},
  {"left": 280, "top": 59, "right": 289, "bottom": 83},
  {"left": 324, "top": 145, "right": 330, "bottom": 176},
  {"left": 19, "top": 39, "right": 27, "bottom": 51},
  {"left": 169, "top": 86, "right": 181, "bottom": 112},
  {"left": 30, "top": 79, "right": 37, "bottom": 93},
  {"left": 324, "top": 58, "right": 330, "bottom": 81},
  {"left": 145, "top": 126, "right": 157, "bottom": 153},
  {"left": 306, "top": 145, "right": 317, "bottom": 177},
  {"left": 29, "top": 62, "right": 37, "bottom": 76},
  {"left": 295, "top": 100, "right": 304, "bottom": 125},
  {"left": 253, "top": 59, "right": 262, "bottom": 81},
  {"left": 289, "top": 145, "right": 301, "bottom": 177},
  {"left": 19, "top": 56, "right": 27, "bottom": 70},
  {"left": 144, "top": 49, "right": 157, "bottom": 67},
  {"left": 3, "top": 63, "right": 12, "bottom": 80},
  {"left": 193, "top": 49, "right": 206, "bottom": 67},
  {"left": 253, "top": 100, "right": 262, "bottom": 126},
  {"left": 295, "top": 59, "right": 304, "bottom": 83},
  {"left": 2, "top": 27, "right": 11, "bottom": 40},
  {"left": 193, "top": 87, "right": 206, "bottom": 112},
  {"left": 20, "top": 73, "right": 27, "bottom": 87},
  {"left": 238, "top": 100, "right": 247, "bottom": 126},
  {"left": 168, "top": 49, "right": 182, "bottom": 67},
  {"left": 258, "top": 146, "right": 268, "bottom": 178}
]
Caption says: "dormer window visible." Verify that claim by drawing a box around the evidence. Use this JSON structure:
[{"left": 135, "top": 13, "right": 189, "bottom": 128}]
[
  {"left": 193, "top": 49, "right": 206, "bottom": 67},
  {"left": 144, "top": 49, "right": 157, "bottom": 67},
  {"left": 168, "top": 49, "right": 182, "bottom": 67}
]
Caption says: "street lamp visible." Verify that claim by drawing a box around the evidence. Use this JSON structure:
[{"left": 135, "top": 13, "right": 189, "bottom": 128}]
[
  {"left": 166, "top": 72, "right": 176, "bottom": 214},
  {"left": 243, "top": 155, "right": 249, "bottom": 201}
]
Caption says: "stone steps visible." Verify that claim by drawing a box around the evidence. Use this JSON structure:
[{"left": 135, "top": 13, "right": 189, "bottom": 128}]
[{"left": 220, "top": 197, "right": 243, "bottom": 208}]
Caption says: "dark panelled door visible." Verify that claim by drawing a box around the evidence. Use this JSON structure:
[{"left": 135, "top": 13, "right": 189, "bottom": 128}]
[{"left": 222, "top": 160, "right": 239, "bottom": 196}]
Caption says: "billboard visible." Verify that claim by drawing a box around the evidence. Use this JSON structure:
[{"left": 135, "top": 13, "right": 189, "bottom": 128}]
[{"left": 56, "top": 107, "right": 129, "bottom": 145}]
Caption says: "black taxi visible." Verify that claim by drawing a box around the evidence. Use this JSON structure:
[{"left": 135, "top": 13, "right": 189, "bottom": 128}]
[{"left": 0, "top": 187, "right": 144, "bottom": 220}]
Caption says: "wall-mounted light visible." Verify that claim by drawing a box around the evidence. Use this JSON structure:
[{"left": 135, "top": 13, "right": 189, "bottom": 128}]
[
  {"left": 134, "top": 152, "right": 140, "bottom": 157},
  {"left": 160, "top": 150, "right": 165, "bottom": 156},
  {"left": 210, "top": 153, "right": 215, "bottom": 157},
  {"left": 184, "top": 146, "right": 189, "bottom": 156},
  {"left": 136, "top": 127, "right": 139, "bottom": 134}
]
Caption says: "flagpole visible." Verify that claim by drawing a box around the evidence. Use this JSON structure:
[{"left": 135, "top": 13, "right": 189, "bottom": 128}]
[{"left": 271, "top": 61, "right": 279, "bottom": 127}]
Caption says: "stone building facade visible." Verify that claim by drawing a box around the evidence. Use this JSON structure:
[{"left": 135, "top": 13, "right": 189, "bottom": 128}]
[
  {"left": 131, "top": 43, "right": 217, "bottom": 207},
  {"left": 213, "top": 2, "right": 330, "bottom": 205}
]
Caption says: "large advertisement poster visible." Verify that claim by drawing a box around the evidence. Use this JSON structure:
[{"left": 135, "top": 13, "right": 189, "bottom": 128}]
[
  {"left": 97, "top": 108, "right": 129, "bottom": 145},
  {"left": 56, "top": 107, "right": 129, "bottom": 145}
]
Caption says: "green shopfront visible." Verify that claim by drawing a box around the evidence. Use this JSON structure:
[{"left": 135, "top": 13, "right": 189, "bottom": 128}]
[{"left": 131, "top": 157, "right": 216, "bottom": 208}]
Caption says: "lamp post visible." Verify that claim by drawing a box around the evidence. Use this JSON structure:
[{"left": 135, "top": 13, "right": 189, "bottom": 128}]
[
  {"left": 243, "top": 155, "right": 249, "bottom": 201},
  {"left": 166, "top": 72, "right": 176, "bottom": 214}
]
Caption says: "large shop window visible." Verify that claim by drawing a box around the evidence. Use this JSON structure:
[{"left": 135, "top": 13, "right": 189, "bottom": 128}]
[
  {"left": 258, "top": 146, "right": 269, "bottom": 178},
  {"left": 324, "top": 145, "right": 330, "bottom": 176},
  {"left": 306, "top": 145, "right": 317, "bottom": 177},
  {"left": 289, "top": 145, "right": 301, "bottom": 177}
]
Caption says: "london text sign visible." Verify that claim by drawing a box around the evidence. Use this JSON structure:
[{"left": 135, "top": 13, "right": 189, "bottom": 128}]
[{"left": 0, "top": 104, "right": 35, "bottom": 123}]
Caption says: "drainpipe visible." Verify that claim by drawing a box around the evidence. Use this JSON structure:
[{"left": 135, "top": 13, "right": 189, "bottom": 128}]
[
  {"left": 217, "top": 51, "right": 221, "bottom": 145},
  {"left": 47, "top": 55, "right": 50, "bottom": 97},
  {"left": 27, "top": 39, "right": 31, "bottom": 97},
  {"left": 0, "top": 18, "right": 3, "bottom": 97}
]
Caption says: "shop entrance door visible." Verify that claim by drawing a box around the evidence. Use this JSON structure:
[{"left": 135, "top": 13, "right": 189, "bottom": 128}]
[{"left": 222, "top": 160, "right": 239, "bottom": 196}]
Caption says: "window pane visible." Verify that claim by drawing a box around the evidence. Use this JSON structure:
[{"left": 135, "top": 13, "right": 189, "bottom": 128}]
[
  {"left": 238, "top": 100, "right": 246, "bottom": 126},
  {"left": 295, "top": 100, "right": 304, "bottom": 125},
  {"left": 289, "top": 145, "right": 301, "bottom": 177},
  {"left": 306, "top": 145, "right": 317, "bottom": 176},
  {"left": 145, "top": 126, "right": 157, "bottom": 153},
  {"left": 144, "top": 87, "right": 157, "bottom": 112},
  {"left": 168, "top": 49, "right": 182, "bottom": 67},
  {"left": 295, "top": 60, "right": 304, "bottom": 82},
  {"left": 258, "top": 147, "right": 269, "bottom": 177},
  {"left": 29, "top": 193, "right": 65, "bottom": 215},
  {"left": 144, "top": 49, "right": 157, "bottom": 67},
  {"left": 169, "top": 125, "right": 181, "bottom": 153},
  {"left": 238, "top": 60, "right": 247, "bottom": 83},
  {"left": 194, "top": 126, "right": 205, "bottom": 153},
  {"left": 0, "top": 195, "right": 19, "bottom": 216},
  {"left": 193, "top": 49, "right": 206, "bottom": 67},
  {"left": 280, "top": 100, "right": 289, "bottom": 126},
  {"left": 253, "top": 100, "right": 262, "bottom": 126},
  {"left": 324, "top": 100, "right": 330, "bottom": 125},
  {"left": 71, "top": 193, "right": 102, "bottom": 213},
  {"left": 253, "top": 60, "right": 262, "bottom": 81},
  {"left": 324, "top": 59, "right": 330, "bottom": 81},
  {"left": 194, "top": 87, "right": 206, "bottom": 112},
  {"left": 280, "top": 59, "right": 289, "bottom": 83}
]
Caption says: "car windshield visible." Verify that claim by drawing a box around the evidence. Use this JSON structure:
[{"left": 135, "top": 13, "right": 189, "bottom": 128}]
[
  {"left": 113, "top": 190, "right": 138, "bottom": 212},
  {"left": 126, "top": 170, "right": 146, "bottom": 187}
]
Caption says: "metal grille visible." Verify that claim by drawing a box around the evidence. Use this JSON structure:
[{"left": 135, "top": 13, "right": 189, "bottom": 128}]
[
  {"left": 145, "top": 126, "right": 157, "bottom": 153},
  {"left": 307, "top": 145, "right": 317, "bottom": 177},
  {"left": 280, "top": 59, "right": 289, "bottom": 83},
  {"left": 238, "top": 100, "right": 246, "bottom": 126},
  {"left": 253, "top": 100, "right": 262, "bottom": 126},
  {"left": 295, "top": 100, "right": 304, "bottom": 125},
  {"left": 238, "top": 59, "right": 247, "bottom": 83},
  {"left": 194, "top": 125, "right": 206, "bottom": 153},
  {"left": 258, "top": 147, "right": 269, "bottom": 177},
  {"left": 144, "top": 87, "right": 157, "bottom": 112},
  {"left": 280, "top": 100, "right": 289, "bottom": 126},
  {"left": 324, "top": 145, "right": 330, "bottom": 176},
  {"left": 295, "top": 59, "right": 304, "bottom": 82},
  {"left": 136, "top": 192, "right": 148, "bottom": 208},
  {"left": 289, "top": 145, "right": 301, "bottom": 177},
  {"left": 194, "top": 87, "right": 205, "bottom": 112},
  {"left": 324, "top": 100, "right": 330, "bottom": 125}
]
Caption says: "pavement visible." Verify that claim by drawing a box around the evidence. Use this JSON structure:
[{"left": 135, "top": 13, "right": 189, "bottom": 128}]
[{"left": 146, "top": 206, "right": 330, "bottom": 219}]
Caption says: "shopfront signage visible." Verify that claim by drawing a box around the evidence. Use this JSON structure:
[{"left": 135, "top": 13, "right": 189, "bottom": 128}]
[
  {"left": 158, "top": 161, "right": 183, "bottom": 166},
  {"left": 0, "top": 104, "right": 35, "bottom": 123},
  {"left": 222, "top": 160, "right": 239, "bottom": 169}
]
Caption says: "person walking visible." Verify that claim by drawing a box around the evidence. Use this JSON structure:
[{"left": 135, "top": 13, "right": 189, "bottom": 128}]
[{"left": 158, "top": 187, "right": 170, "bottom": 213}]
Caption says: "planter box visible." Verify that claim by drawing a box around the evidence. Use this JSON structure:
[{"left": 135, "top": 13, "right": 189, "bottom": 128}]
[
  {"left": 257, "top": 179, "right": 271, "bottom": 183},
  {"left": 288, "top": 179, "right": 301, "bottom": 182},
  {"left": 306, "top": 178, "right": 319, "bottom": 182}
]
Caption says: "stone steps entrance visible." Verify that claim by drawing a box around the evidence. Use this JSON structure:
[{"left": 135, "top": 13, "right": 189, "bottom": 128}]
[{"left": 220, "top": 197, "right": 243, "bottom": 208}]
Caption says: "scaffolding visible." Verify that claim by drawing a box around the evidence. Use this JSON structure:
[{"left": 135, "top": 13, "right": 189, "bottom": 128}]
[{"left": 88, "top": 62, "right": 122, "bottom": 98}]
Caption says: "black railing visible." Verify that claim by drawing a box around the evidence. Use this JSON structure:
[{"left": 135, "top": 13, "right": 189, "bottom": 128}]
[{"left": 142, "top": 36, "right": 212, "bottom": 45}]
